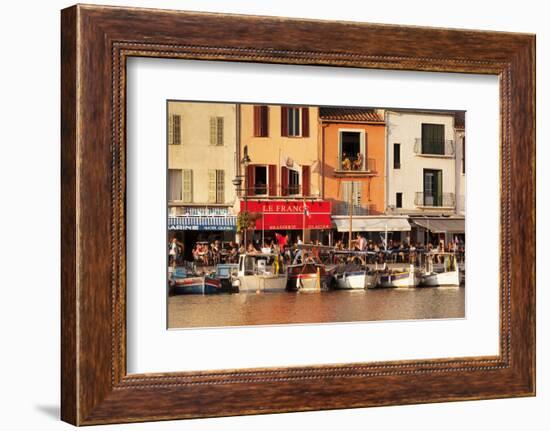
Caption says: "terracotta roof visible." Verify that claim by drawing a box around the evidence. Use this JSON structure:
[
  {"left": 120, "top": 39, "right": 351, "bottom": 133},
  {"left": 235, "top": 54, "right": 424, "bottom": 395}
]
[{"left": 319, "top": 107, "right": 384, "bottom": 123}]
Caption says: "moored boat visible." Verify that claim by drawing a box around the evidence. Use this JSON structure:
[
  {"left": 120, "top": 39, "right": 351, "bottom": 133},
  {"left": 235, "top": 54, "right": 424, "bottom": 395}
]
[
  {"left": 231, "top": 253, "right": 287, "bottom": 293},
  {"left": 374, "top": 264, "right": 419, "bottom": 288},
  {"left": 333, "top": 253, "right": 378, "bottom": 289},
  {"left": 286, "top": 260, "right": 335, "bottom": 292},
  {"left": 419, "top": 253, "right": 460, "bottom": 287}
]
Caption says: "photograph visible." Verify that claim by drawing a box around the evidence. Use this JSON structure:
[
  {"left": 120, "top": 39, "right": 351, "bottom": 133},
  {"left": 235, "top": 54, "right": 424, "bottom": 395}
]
[{"left": 166, "top": 101, "right": 466, "bottom": 328}]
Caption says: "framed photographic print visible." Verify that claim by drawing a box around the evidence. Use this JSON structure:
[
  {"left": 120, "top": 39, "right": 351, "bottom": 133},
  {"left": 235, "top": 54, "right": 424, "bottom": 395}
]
[{"left": 61, "top": 4, "right": 535, "bottom": 425}]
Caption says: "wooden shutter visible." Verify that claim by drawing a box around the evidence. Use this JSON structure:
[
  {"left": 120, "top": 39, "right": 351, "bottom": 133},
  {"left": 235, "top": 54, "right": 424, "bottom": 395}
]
[
  {"left": 246, "top": 165, "right": 255, "bottom": 196},
  {"left": 353, "top": 181, "right": 362, "bottom": 206},
  {"left": 208, "top": 170, "right": 216, "bottom": 203},
  {"left": 209, "top": 117, "right": 216, "bottom": 145},
  {"left": 216, "top": 170, "right": 225, "bottom": 203},
  {"left": 253, "top": 106, "right": 264, "bottom": 137},
  {"left": 168, "top": 169, "right": 182, "bottom": 201},
  {"left": 261, "top": 106, "right": 269, "bottom": 137},
  {"left": 168, "top": 114, "right": 174, "bottom": 145},
  {"left": 268, "top": 165, "right": 277, "bottom": 196},
  {"left": 301, "top": 107, "right": 309, "bottom": 137},
  {"left": 301, "top": 165, "right": 310, "bottom": 196},
  {"left": 217, "top": 117, "right": 224, "bottom": 145},
  {"left": 173, "top": 114, "right": 181, "bottom": 145},
  {"left": 182, "top": 169, "right": 193, "bottom": 202},
  {"left": 281, "top": 166, "right": 289, "bottom": 196},
  {"left": 281, "top": 106, "right": 288, "bottom": 137}
]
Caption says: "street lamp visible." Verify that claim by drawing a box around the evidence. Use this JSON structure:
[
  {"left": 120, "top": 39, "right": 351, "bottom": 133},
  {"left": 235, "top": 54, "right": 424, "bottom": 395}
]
[{"left": 234, "top": 146, "right": 251, "bottom": 246}]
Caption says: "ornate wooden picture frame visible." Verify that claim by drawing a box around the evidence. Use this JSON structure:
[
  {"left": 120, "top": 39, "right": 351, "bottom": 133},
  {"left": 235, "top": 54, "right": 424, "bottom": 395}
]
[{"left": 61, "top": 4, "right": 535, "bottom": 425}]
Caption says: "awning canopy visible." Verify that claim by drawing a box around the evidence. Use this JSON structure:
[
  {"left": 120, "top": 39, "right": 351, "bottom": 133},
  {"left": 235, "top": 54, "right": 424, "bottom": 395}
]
[
  {"left": 168, "top": 216, "right": 236, "bottom": 231},
  {"left": 411, "top": 217, "right": 465, "bottom": 233},
  {"left": 334, "top": 217, "right": 411, "bottom": 232}
]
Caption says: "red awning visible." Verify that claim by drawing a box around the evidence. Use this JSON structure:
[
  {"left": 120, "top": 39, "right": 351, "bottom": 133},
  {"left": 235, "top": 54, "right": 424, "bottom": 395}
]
[{"left": 241, "top": 200, "right": 332, "bottom": 230}]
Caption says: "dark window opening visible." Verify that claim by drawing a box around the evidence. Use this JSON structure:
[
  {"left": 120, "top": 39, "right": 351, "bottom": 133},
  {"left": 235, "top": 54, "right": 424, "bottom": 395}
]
[
  {"left": 396, "top": 192, "right": 403, "bottom": 208},
  {"left": 394, "top": 143, "right": 401, "bottom": 169},
  {"left": 340, "top": 131, "right": 363, "bottom": 170},
  {"left": 254, "top": 166, "right": 267, "bottom": 195},
  {"left": 423, "top": 169, "right": 443, "bottom": 206}
]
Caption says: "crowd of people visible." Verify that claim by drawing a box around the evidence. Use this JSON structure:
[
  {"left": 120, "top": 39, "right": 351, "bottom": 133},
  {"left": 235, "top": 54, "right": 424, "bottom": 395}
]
[{"left": 168, "top": 233, "right": 465, "bottom": 268}]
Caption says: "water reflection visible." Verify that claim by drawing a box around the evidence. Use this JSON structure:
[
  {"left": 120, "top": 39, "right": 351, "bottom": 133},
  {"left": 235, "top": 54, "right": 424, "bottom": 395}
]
[{"left": 168, "top": 287, "right": 465, "bottom": 329}]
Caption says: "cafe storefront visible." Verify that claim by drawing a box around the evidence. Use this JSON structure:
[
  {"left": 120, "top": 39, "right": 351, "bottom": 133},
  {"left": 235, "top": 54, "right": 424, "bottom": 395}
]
[{"left": 240, "top": 200, "right": 332, "bottom": 245}]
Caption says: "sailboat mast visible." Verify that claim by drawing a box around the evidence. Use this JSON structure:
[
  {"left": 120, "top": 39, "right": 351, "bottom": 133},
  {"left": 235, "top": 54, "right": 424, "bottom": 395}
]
[{"left": 348, "top": 182, "right": 353, "bottom": 250}]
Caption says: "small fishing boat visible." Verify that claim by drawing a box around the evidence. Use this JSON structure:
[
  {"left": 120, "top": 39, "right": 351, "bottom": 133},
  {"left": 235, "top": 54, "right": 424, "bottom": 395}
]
[
  {"left": 333, "top": 252, "right": 378, "bottom": 289},
  {"left": 171, "top": 274, "right": 222, "bottom": 295},
  {"left": 231, "top": 253, "right": 287, "bottom": 293},
  {"left": 286, "top": 260, "right": 335, "bottom": 292},
  {"left": 169, "top": 265, "right": 238, "bottom": 295},
  {"left": 375, "top": 264, "right": 419, "bottom": 288},
  {"left": 419, "top": 253, "right": 460, "bottom": 287}
]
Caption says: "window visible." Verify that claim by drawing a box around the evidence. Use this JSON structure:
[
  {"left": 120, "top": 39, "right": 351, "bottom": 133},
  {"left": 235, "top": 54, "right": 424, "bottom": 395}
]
[
  {"left": 253, "top": 166, "right": 268, "bottom": 195},
  {"left": 168, "top": 169, "right": 182, "bottom": 201},
  {"left": 288, "top": 169, "right": 300, "bottom": 195},
  {"left": 421, "top": 123, "right": 445, "bottom": 155},
  {"left": 396, "top": 192, "right": 403, "bottom": 208},
  {"left": 253, "top": 105, "right": 269, "bottom": 137},
  {"left": 341, "top": 181, "right": 362, "bottom": 207},
  {"left": 339, "top": 131, "right": 366, "bottom": 170},
  {"left": 462, "top": 137, "right": 466, "bottom": 174},
  {"left": 168, "top": 114, "right": 181, "bottom": 145},
  {"left": 393, "top": 143, "right": 401, "bottom": 169},
  {"left": 182, "top": 169, "right": 193, "bottom": 202},
  {"left": 281, "top": 106, "right": 309, "bottom": 137},
  {"left": 209, "top": 116, "right": 224, "bottom": 146},
  {"left": 423, "top": 169, "right": 443, "bottom": 206},
  {"left": 208, "top": 170, "right": 225, "bottom": 203},
  {"left": 287, "top": 108, "right": 300, "bottom": 136}
]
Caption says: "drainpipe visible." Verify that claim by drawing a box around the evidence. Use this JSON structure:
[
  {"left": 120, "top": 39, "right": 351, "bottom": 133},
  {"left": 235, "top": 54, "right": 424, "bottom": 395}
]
[{"left": 384, "top": 110, "right": 389, "bottom": 214}]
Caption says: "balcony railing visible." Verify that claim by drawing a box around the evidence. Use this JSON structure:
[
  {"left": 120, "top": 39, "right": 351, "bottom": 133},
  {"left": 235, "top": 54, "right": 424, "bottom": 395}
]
[
  {"left": 336, "top": 156, "right": 376, "bottom": 172},
  {"left": 414, "top": 192, "right": 455, "bottom": 207},
  {"left": 333, "top": 202, "right": 377, "bottom": 215},
  {"left": 414, "top": 139, "right": 455, "bottom": 156},
  {"left": 245, "top": 184, "right": 305, "bottom": 197}
]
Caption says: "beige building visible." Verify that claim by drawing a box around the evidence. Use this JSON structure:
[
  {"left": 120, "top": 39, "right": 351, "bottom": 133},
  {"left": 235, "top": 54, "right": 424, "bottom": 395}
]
[
  {"left": 167, "top": 101, "right": 238, "bottom": 250},
  {"left": 167, "top": 101, "right": 237, "bottom": 212}
]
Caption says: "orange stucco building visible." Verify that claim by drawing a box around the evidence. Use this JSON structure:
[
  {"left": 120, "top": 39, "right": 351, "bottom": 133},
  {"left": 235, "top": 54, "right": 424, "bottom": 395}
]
[{"left": 319, "top": 108, "right": 386, "bottom": 216}]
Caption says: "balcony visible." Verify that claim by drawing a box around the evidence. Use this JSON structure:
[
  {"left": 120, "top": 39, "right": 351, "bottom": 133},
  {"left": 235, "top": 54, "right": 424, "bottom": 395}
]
[
  {"left": 333, "top": 202, "right": 377, "bottom": 215},
  {"left": 414, "top": 139, "right": 455, "bottom": 157},
  {"left": 414, "top": 192, "right": 455, "bottom": 208},
  {"left": 334, "top": 156, "right": 377, "bottom": 177}
]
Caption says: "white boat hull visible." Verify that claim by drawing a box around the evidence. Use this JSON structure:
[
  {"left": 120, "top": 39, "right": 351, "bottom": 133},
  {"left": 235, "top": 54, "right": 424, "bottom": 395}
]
[
  {"left": 335, "top": 271, "right": 377, "bottom": 289},
  {"left": 236, "top": 275, "right": 287, "bottom": 292},
  {"left": 375, "top": 267, "right": 418, "bottom": 288},
  {"left": 420, "top": 270, "right": 460, "bottom": 287}
]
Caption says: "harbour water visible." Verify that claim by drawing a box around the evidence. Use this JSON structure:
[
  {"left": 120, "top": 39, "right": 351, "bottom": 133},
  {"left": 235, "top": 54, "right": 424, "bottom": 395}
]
[{"left": 168, "top": 287, "right": 465, "bottom": 329}]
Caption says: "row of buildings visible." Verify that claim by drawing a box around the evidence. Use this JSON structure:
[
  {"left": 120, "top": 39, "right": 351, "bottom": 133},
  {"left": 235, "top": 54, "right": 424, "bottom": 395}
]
[{"left": 167, "top": 101, "right": 465, "bottom": 257}]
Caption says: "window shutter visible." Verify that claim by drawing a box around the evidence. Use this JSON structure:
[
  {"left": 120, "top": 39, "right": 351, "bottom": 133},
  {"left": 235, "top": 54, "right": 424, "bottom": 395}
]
[
  {"left": 168, "top": 114, "right": 174, "bottom": 145},
  {"left": 253, "top": 106, "right": 261, "bottom": 137},
  {"left": 281, "top": 166, "right": 289, "bottom": 196},
  {"left": 209, "top": 117, "right": 216, "bottom": 146},
  {"left": 281, "top": 106, "right": 288, "bottom": 137},
  {"left": 268, "top": 165, "right": 277, "bottom": 196},
  {"left": 247, "top": 165, "right": 255, "bottom": 196},
  {"left": 173, "top": 115, "right": 181, "bottom": 145},
  {"left": 301, "top": 165, "right": 310, "bottom": 196},
  {"left": 217, "top": 117, "right": 224, "bottom": 146},
  {"left": 182, "top": 169, "right": 193, "bottom": 202},
  {"left": 262, "top": 106, "right": 269, "bottom": 137},
  {"left": 208, "top": 170, "right": 216, "bottom": 203},
  {"left": 216, "top": 170, "right": 225, "bottom": 203},
  {"left": 301, "top": 107, "right": 309, "bottom": 137}
]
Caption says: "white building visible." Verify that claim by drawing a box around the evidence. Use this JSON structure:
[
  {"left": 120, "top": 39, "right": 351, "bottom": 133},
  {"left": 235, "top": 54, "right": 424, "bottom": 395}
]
[{"left": 385, "top": 110, "right": 464, "bottom": 244}]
